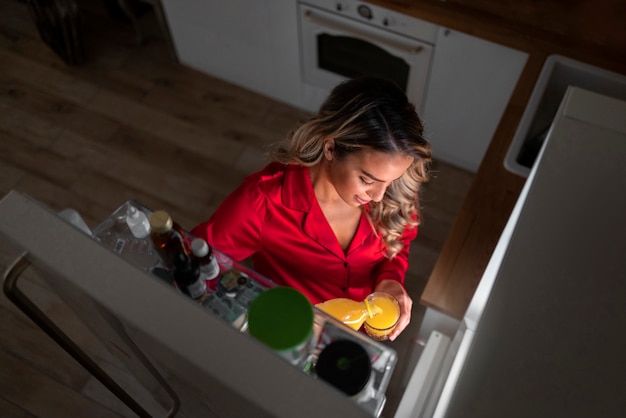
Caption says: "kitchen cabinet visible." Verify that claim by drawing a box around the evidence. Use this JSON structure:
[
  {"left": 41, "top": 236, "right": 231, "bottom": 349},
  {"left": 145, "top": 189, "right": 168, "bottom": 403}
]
[
  {"left": 160, "top": 0, "right": 302, "bottom": 107},
  {"left": 422, "top": 28, "right": 528, "bottom": 172}
]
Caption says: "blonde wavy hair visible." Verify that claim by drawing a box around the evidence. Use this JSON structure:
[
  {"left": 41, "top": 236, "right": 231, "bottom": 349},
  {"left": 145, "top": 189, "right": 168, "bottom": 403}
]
[{"left": 270, "top": 77, "right": 431, "bottom": 258}]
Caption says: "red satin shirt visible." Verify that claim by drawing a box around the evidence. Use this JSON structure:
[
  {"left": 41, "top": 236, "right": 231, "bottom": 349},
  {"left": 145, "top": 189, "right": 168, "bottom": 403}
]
[{"left": 191, "top": 162, "right": 417, "bottom": 305}]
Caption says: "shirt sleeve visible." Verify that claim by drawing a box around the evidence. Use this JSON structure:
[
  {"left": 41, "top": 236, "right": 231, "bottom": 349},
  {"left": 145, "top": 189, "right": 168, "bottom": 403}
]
[
  {"left": 191, "top": 176, "right": 267, "bottom": 262},
  {"left": 372, "top": 224, "right": 418, "bottom": 289}
]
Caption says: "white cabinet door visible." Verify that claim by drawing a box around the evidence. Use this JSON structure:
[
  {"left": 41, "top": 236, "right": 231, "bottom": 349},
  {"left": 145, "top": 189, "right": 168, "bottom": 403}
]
[
  {"left": 422, "top": 28, "right": 528, "bottom": 172},
  {"left": 161, "top": 0, "right": 301, "bottom": 106}
]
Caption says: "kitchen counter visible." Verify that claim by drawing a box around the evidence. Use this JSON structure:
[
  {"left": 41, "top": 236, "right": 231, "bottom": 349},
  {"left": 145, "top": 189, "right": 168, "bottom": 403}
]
[{"left": 366, "top": 0, "right": 626, "bottom": 319}]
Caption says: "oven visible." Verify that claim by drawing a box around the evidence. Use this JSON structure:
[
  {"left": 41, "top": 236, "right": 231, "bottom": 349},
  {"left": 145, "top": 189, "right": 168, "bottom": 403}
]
[{"left": 298, "top": 0, "right": 438, "bottom": 113}]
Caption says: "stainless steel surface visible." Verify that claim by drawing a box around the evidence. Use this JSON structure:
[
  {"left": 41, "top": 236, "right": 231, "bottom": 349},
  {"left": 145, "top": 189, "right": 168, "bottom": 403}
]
[{"left": 440, "top": 88, "right": 626, "bottom": 417}]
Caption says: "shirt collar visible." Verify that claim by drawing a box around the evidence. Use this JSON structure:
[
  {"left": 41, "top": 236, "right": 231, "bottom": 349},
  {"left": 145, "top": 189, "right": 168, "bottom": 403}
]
[
  {"left": 280, "top": 163, "right": 374, "bottom": 256},
  {"left": 281, "top": 164, "right": 315, "bottom": 212}
]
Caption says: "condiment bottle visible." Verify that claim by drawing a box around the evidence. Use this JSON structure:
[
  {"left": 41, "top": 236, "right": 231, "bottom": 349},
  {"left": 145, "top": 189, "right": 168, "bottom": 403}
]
[
  {"left": 190, "top": 237, "right": 220, "bottom": 281},
  {"left": 149, "top": 210, "right": 190, "bottom": 269},
  {"left": 126, "top": 205, "right": 150, "bottom": 239},
  {"left": 171, "top": 252, "right": 206, "bottom": 300}
]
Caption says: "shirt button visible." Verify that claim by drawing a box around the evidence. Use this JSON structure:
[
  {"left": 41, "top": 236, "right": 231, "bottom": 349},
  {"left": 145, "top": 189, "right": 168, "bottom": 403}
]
[
  {"left": 340, "top": 286, "right": 347, "bottom": 291},
  {"left": 343, "top": 262, "right": 349, "bottom": 268}
]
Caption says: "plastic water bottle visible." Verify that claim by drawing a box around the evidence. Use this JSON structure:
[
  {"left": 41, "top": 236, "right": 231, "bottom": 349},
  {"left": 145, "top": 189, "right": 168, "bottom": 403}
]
[{"left": 126, "top": 205, "right": 150, "bottom": 239}]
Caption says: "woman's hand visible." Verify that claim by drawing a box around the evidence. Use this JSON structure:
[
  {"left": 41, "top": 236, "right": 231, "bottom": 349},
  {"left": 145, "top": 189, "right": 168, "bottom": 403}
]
[{"left": 373, "top": 279, "right": 412, "bottom": 341}]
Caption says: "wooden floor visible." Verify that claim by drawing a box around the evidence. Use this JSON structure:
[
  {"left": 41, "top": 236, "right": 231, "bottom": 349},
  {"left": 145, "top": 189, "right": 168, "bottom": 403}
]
[{"left": 0, "top": 1, "right": 474, "bottom": 416}]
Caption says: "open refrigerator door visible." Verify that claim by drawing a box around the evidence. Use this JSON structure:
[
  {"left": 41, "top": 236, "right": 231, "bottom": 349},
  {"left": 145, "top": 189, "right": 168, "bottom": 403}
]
[{"left": 0, "top": 191, "right": 398, "bottom": 417}]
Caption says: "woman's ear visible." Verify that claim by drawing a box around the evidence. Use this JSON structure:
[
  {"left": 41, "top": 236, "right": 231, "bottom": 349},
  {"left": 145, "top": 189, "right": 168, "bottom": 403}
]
[{"left": 323, "top": 138, "right": 335, "bottom": 161}]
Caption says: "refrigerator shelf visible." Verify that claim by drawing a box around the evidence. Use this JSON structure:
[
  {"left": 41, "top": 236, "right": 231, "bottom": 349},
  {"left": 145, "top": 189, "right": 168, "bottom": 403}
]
[{"left": 91, "top": 199, "right": 397, "bottom": 416}]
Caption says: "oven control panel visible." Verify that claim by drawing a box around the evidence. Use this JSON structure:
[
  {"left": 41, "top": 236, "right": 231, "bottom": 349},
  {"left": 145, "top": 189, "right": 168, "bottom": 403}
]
[{"left": 299, "top": 0, "right": 438, "bottom": 43}]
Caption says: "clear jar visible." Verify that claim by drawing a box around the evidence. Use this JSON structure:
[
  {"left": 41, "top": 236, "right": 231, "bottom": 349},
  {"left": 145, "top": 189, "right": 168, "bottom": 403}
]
[{"left": 363, "top": 292, "right": 400, "bottom": 341}]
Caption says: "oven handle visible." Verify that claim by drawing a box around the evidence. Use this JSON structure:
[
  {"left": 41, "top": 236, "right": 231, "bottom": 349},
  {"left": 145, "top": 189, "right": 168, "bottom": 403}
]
[{"left": 304, "top": 9, "right": 424, "bottom": 55}]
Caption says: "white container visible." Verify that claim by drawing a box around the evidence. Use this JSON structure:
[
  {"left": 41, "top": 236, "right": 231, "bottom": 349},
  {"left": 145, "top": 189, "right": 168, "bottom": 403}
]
[{"left": 126, "top": 205, "right": 151, "bottom": 238}]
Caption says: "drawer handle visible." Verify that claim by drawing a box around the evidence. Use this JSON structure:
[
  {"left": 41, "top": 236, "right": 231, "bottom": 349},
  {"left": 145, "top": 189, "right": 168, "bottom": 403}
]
[{"left": 304, "top": 9, "right": 424, "bottom": 55}]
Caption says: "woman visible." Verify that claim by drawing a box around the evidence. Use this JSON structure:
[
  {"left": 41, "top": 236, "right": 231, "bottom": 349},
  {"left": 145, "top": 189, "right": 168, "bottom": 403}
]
[{"left": 192, "top": 77, "right": 431, "bottom": 340}]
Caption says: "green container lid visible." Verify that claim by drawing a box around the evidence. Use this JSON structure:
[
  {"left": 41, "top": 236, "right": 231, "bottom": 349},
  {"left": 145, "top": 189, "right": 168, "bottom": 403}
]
[{"left": 247, "top": 287, "right": 314, "bottom": 352}]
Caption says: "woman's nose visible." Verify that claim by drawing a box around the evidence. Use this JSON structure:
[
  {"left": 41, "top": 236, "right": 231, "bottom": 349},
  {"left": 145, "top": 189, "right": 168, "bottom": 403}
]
[{"left": 368, "top": 184, "right": 387, "bottom": 202}]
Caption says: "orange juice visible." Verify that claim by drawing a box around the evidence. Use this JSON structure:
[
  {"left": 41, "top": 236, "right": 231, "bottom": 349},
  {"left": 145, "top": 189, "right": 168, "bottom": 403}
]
[
  {"left": 364, "top": 292, "right": 400, "bottom": 340},
  {"left": 315, "top": 298, "right": 372, "bottom": 330}
]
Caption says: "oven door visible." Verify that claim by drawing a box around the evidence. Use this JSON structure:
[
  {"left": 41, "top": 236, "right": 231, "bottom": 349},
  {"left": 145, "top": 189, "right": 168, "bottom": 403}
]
[{"left": 299, "top": 4, "right": 433, "bottom": 111}]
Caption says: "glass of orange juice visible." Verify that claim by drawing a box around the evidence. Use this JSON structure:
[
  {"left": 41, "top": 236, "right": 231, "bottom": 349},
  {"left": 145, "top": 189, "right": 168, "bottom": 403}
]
[{"left": 363, "top": 292, "right": 400, "bottom": 341}]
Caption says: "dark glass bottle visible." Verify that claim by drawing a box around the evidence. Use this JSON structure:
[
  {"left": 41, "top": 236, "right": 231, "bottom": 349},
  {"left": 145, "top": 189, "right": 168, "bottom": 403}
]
[
  {"left": 191, "top": 237, "right": 220, "bottom": 281},
  {"left": 171, "top": 252, "right": 206, "bottom": 300},
  {"left": 149, "top": 210, "right": 190, "bottom": 269}
]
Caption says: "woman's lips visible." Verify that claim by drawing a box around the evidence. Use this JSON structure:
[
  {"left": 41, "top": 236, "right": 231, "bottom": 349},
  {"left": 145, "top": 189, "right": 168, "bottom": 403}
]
[{"left": 355, "top": 195, "right": 370, "bottom": 205}]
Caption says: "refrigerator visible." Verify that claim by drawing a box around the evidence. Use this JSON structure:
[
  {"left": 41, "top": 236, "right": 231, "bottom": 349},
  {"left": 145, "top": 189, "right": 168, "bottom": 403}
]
[
  {"left": 2, "top": 86, "right": 625, "bottom": 418},
  {"left": 0, "top": 194, "right": 397, "bottom": 418},
  {"left": 396, "top": 86, "right": 626, "bottom": 417}
]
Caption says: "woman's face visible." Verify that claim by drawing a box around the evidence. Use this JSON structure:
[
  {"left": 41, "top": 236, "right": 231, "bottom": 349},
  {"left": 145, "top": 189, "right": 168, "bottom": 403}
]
[{"left": 326, "top": 146, "right": 414, "bottom": 207}]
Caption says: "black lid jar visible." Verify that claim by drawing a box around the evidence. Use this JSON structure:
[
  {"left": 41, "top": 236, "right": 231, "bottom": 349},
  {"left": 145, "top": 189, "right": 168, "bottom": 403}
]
[{"left": 315, "top": 339, "right": 373, "bottom": 401}]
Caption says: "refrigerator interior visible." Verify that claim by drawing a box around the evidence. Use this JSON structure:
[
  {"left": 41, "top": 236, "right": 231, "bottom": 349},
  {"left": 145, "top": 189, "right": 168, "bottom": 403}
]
[{"left": 0, "top": 191, "right": 399, "bottom": 418}]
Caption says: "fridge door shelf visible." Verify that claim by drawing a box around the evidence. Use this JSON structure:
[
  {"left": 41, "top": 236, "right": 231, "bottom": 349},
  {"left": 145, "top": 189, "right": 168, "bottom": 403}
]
[
  {"left": 1, "top": 193, "right": 397, "bottom": 417},
  {"left": 91, "top": 199, "right": 397, "bottom": 415}
]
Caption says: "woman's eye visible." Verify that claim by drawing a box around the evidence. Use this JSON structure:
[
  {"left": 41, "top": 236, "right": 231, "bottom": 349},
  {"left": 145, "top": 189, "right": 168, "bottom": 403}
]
[{"left": 360, "top": 177, "right": 374, "bottom": 186}]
